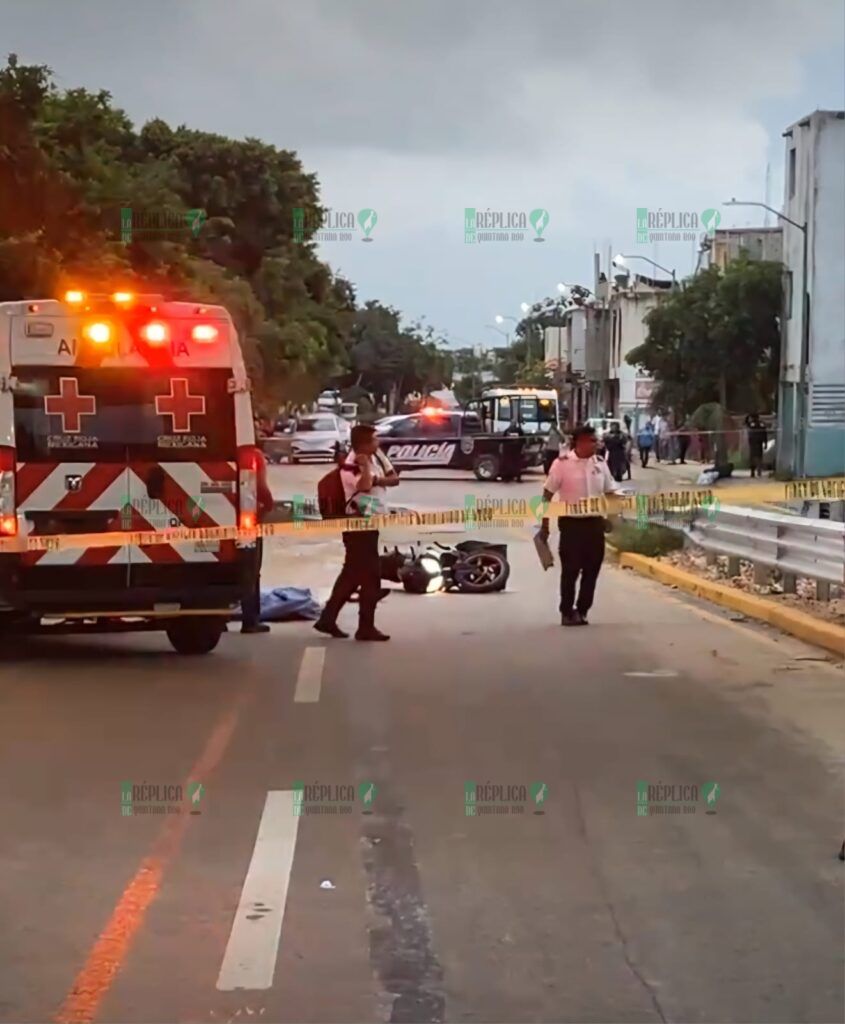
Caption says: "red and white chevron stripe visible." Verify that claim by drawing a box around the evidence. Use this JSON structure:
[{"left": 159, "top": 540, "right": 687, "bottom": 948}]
[{"left": 16, "top": 461, "right": 238, "bottom": 566}]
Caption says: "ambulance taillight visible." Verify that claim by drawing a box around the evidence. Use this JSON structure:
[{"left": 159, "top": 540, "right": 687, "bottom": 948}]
[
  {"left": 0, "top": 447, "right": 17, "bottom": 537},
  {"left": 237, "top": 446, "right": 259, "bottom": 532}
]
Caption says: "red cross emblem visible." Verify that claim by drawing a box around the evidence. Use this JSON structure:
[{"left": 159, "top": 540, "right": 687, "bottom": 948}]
[
  {"left": 44, "top": 377, "right": 97, "bottom": 433},
  {"left": 155, "top": 378, "right": 206, "bottom": 433}
]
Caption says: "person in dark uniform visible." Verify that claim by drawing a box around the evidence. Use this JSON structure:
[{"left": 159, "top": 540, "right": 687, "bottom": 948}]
[
  {"left": 745, "top": 413, "right": 767, "bottom": 477},
  {"left": 603, "top": 422, "right": 628, "bottom": 482},
  {"left": 240, "top": 447, "right": 275, "bottom": 634}
]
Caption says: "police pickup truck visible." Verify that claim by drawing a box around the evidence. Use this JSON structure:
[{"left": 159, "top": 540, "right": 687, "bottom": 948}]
[{"left": 374, "top": 409, "right": 543, "bottom": 481}]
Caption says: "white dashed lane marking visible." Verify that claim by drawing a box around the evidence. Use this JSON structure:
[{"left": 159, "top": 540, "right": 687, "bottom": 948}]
[
  {"left": 216, "top": 791, "right": 300, "bottom": 991},
  {"left": 624, "top": 670, "right": 680, "bottom": 678},
  {"left": 294, "top": 646, "right": 325, "bottom": 703}
]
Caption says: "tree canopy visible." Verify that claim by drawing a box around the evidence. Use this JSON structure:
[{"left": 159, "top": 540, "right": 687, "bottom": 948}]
[
  {"left": 626, "top": 258, "right": 782, "bottom": 417},
  {"left": 0, "top": 54, "right": 449, "bottom": 412}
]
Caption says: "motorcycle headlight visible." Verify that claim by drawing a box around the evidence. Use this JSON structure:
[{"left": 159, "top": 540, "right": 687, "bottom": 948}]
[{"left": 419, "top": 556, "right": 441, "bottom": 575}]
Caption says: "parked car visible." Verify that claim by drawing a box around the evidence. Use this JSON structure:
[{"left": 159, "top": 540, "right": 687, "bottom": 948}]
[{"left": 287, "top": 413, "right": 351, "bottom": 463}]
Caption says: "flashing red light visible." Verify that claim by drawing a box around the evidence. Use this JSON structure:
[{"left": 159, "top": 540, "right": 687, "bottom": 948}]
[
  {"left": 421, "top": 406, "right": 442, "bottom": 417},
  {"left": 0, "top": 515, "right": 17, "bottom": 536},
  {"left": 192, "top": 324, "right": 218, "bottom": 343},
  {"left": 240, "top": 512, "right": 256, "bottom": 531},
  {"left": 140, "top": 321, "right": 169, "bottom": 346}
]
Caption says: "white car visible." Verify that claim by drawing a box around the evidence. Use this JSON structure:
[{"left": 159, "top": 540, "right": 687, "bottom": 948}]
[
  {"left": 373, "top": 414, "right": 409, "bottom": 434},
  {"left": 288, "top": 413, "right": 351, "bottom": 463}
]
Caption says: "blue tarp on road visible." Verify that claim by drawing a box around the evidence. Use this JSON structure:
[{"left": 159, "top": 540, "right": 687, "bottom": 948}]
[{"left": 259, "top": 586, "right": 322, "bottom": 622}]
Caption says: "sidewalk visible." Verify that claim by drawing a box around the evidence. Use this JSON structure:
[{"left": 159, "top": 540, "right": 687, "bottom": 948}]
[{"left": 631, "top": 458, "right": 774, "bottom": 494}]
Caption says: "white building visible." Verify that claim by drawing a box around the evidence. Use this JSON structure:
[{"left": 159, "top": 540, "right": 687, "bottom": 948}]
[
  {"left": 703, "top": 227, "right": 783, "bottom": 270},
  {"left": 607, "top": 280, "right": 667, "bottom": 431},
  {"left": 778, "top": 110, "right": 845, "bottom": 477}
]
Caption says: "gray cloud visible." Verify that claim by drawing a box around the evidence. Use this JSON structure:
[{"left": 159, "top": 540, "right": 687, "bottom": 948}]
[{"left": 2, "top": 0, "right": 842, "bottom": 341}]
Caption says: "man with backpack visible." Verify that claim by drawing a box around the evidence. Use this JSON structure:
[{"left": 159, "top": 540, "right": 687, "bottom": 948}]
[{"left": 314, "top": 424, "right": 400, "bottom": 641}]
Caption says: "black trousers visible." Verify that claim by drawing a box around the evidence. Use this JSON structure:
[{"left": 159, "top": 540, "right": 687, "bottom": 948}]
[
  {"left": 241, "top": 538, "right": 263, "bottom": 627},
  {"left": 639, "top": 446, "right": 651, "bottom": 467},
  {"left": 322, "top": 530, "right": 380, "bottom": 630},
  {"left": 558, "top": 517, "right": 605, "bottom": 616}
]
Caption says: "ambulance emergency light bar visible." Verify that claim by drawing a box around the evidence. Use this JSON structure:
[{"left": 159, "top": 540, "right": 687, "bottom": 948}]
[{"left": 23, "top": 291, "right": 223, "bottom": 346}]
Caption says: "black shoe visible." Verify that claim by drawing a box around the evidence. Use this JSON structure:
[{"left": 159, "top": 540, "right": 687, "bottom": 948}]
[
  {"left": 313, "top": 619, "right": 349, "bottom": 639},
  {"left": 560, "top": 612, "right": 579, "bottom": 627},
  {"left": 355, "top": 628, "right": 391, "bottom": 642},
  {"left": 575, "top": 611, "right": 589, "bottom": 625},
  {"left": 241, "top": 623, "right": 271, "bottom": 634},
  {"left": 377, "top": 588, "right": 391, "bottom": 602}
]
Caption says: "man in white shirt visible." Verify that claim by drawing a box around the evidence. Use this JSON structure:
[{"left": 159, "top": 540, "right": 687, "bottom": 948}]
[
  {"left": 314, "top": 424, "right": 399, "bottom": 641},
  {"left": 537, "top": 424, "right": 623, "bottom": 626}
]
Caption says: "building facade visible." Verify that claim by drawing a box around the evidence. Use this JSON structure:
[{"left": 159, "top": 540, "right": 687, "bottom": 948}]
[
  {"left": 607, "top": 279, "right": 667, "bottom": 431},
  {"left": 778, "top": 110, "right": 845, "bottom": 478},
  {"left": 704, "top": 227, "right": 783, "bottom": 270}
]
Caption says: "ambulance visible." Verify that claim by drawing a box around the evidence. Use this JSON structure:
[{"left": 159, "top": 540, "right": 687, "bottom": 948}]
[{"left": 0, "top": 291, "right": 260, "bottom": 654}]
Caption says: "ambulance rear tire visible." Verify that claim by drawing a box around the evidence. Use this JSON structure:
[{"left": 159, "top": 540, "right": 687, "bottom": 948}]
[
  {"left": 473, "top": 453, "right": 500, "bottom": 481},
  {"left": 166, "top": 618, "right": 224, "bottom": 655}
]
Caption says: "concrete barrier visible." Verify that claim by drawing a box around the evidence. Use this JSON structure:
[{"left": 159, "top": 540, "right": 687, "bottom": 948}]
[{"left": 617, "top": 551, "right": 845, "bottom": 658}]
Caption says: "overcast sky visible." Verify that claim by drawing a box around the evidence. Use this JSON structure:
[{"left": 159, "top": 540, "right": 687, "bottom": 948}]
[{"left": 2, "top": 0, "right": 843, "bottom": 347}]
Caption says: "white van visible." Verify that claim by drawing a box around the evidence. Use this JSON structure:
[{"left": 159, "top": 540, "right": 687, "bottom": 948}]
[{"left": 0, "top": 290, "right": 260, "bottom": 654}]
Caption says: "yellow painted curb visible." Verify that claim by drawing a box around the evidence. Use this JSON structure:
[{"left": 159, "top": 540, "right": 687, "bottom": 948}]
[{"left": 617, "top": 552, "right": 845, "bottom": 659}]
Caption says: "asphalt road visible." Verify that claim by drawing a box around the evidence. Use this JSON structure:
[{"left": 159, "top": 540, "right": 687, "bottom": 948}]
[{"left": 1, "top": 464, "right": 843, "bottom": 1024}]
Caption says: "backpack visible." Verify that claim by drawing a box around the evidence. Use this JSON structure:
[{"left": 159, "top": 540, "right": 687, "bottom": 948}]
[{"left": 317, "top": 464, "right": 359, "bottom": 519}]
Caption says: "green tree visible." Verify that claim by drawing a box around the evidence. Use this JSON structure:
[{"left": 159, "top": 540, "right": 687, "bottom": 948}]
[{"left": 626, "top": 258, "right": 782, "bottom": 418}]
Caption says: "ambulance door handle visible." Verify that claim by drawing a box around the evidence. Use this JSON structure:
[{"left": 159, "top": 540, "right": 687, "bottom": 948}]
[{"left": 147, "top": 466, "right": 165, "bottom": 500}]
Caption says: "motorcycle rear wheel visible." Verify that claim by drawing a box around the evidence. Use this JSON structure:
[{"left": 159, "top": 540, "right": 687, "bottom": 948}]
[{"left": 454, "top": 551, "right": 510, "bottom": 593}]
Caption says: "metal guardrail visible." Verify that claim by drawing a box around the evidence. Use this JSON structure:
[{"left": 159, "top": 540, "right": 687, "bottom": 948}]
[{"left": 684, "top": 504, "right": 844, "bottom": 586}]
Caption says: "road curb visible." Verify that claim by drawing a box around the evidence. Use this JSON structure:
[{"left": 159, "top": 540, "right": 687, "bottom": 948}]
[{"left": 617, "top": 551, "right": 845, "bottom": 658}]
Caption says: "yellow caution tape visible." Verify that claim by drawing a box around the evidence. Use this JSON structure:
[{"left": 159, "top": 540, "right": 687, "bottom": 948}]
[{"left": 0, "top": 477, "right": 842, "bottom": 554}]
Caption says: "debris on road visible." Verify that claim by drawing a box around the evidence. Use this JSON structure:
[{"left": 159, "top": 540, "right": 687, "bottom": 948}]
[{"left": 664, "top": 549, "right": 845, "bottom": 628}]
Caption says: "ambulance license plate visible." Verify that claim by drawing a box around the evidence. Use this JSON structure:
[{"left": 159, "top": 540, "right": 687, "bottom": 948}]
[{"left": 194, "top": 540, "right": 220, "bottom": 553}]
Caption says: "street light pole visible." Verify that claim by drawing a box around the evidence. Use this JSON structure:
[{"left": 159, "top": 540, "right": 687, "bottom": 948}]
[
  {"left": 724, "top": 199, "right": 808, "bottom": 478},
  {"left": 613, "top": 254, "right": 677, "bottom": 288}
]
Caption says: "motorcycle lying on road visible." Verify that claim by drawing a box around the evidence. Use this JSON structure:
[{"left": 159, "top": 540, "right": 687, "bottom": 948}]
[{"left": 379, "top": 540, "right": 510, "bottom": 595}]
